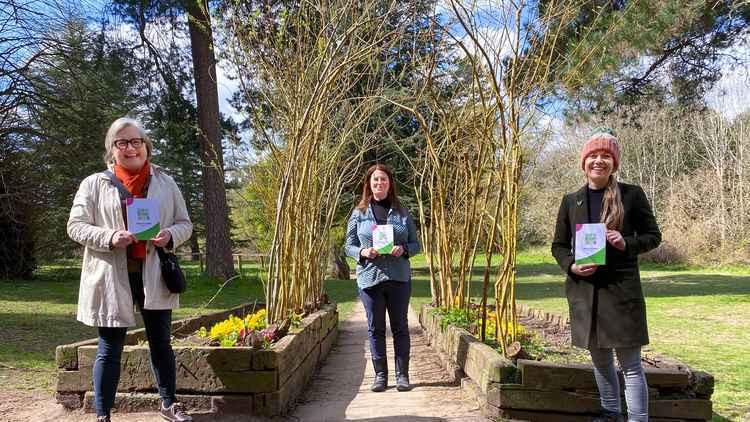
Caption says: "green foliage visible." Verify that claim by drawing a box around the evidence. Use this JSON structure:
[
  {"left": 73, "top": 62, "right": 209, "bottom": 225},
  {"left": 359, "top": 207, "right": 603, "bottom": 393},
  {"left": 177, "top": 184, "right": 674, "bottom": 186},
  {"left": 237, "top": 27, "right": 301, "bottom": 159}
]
[
  {"left": 14, "top": 20, "right": 143, "bottom": 259},
  {"left": 432, "top": 306, "right": 476, "bottom": 331},
  {"left": 146, "top": 72, "right": 205, "bottom": 253},
  {"left": 221, "top": 0, "right": 445, "bottom": 220},
  {"left": 540, "top": 0, "right": 750, "bottom": 110},
  {"left": 289, "top": 310, "right": 303, "bottom": 328},
  {"left": 148, "top": 95, "right": 204, "bottom": 244},
  {"left": 230, "top": 157, "right": 278, "bottom": 252},
  {"left": 0, "top": 156, "right": 36, "bottom": 278},
  {"left": 220, "top": 332, "right": 238, "bottom": 347}
]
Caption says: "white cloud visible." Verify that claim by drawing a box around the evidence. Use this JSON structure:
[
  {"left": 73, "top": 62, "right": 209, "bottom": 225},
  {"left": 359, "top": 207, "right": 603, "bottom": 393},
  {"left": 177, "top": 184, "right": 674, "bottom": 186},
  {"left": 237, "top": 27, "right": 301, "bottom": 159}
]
[
  {"left": 441, "top": 0, "right": 517, "bottom": 62},
  {"left": 215, "top": 60, "right": 241, "bottom": 122},
  {"left": 705, "top": 40, "right": 750, "bottom": 121},
  {"left": 436, "top": 0, "right": 511, "bottom": 17},
  {"left": 453, "top": 25, "right": 517, "bottom": 67}
]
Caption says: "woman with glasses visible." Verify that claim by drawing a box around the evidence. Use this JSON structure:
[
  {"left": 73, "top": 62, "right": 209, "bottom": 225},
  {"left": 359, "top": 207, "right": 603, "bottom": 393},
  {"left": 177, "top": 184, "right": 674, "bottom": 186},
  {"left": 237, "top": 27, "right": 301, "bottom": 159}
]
[{"left": 67, "top": 117, "right": 193, "bottom": 422}]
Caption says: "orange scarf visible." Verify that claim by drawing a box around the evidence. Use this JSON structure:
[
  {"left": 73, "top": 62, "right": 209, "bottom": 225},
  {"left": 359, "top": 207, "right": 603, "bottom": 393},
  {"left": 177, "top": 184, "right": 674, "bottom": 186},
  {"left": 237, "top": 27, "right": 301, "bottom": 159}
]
[{"left": 114, "top": 162, "right": 150, "bottom": 260}]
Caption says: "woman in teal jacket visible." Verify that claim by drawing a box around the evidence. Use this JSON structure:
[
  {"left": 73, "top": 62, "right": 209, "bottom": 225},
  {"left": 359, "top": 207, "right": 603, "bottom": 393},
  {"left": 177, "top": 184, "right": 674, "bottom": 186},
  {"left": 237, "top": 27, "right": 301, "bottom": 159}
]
[{"left": 345, "top": 164, "right": 420, "bottom": 392}]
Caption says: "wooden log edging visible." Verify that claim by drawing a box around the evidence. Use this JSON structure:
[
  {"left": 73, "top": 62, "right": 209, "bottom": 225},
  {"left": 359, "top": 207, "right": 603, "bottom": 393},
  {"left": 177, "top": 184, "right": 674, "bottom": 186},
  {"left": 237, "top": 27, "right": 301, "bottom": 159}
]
[
  {"left": 55, "top": 302, "right": 338, "bottom": 417},
  {"left": 419, "top": 304, "right": 714, "bottom": 422},
  {"left": 517, "top": 303, "right": 570, "bottom": 330}
]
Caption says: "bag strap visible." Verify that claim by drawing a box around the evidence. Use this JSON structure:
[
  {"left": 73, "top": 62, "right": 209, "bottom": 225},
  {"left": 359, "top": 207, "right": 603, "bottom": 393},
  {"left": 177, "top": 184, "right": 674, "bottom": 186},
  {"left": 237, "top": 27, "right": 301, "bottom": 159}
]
[
  {"left": 103, "top": 170, "right": 131, "bottom": 231},
  {"left": 103, "top": 170, "right": 151, "bottom": 199},
  {"left": 103, "top": 170, "right": 132, "bottom": 201},
  {"left": 103, "top": 169, "right": 166, "bottom": 253},
  {"left": 155, "top": 245, "right": 170, "bottom": 260}
]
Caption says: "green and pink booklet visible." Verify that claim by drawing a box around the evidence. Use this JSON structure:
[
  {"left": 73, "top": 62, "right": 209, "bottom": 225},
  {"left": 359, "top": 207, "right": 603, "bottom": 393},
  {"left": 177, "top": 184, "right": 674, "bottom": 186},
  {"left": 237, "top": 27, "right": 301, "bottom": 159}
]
[
  {"left": 575, "top": 223, "right": 606, "bottom": 265},
  {"left": 126, "top": 198, "right": 160, "bottom": 241},
  {"left": 372, "top": 224, "right": 394, "bottom": 254}
]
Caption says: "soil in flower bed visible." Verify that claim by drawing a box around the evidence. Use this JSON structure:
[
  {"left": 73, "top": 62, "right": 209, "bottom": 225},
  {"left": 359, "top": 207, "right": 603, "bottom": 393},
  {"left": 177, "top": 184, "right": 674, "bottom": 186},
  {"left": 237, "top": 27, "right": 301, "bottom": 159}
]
[
  {"left": 462, "top": 312, "right": 590, "bottom": 365},
  {"left": 449, "top": 305, "right": 687, "bottom": 371},
  {"left": 512, "top": 312, "right": 591, "bottom": 365},
  {"left": 516, "top": 309, "right": 693, "bottom": 372},
  {"left": 170, "top": 335, "right": 214, "bottom": 347}
]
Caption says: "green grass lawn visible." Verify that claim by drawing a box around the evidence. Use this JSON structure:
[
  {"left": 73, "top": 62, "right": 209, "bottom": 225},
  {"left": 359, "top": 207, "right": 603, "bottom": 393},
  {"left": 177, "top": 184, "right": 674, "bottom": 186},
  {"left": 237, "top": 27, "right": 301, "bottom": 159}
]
[
  {"left": 2, "top": 250, "right": 748, "bottom": 421},
  {"left": 0, "top": 261, "right": 360, "bottom": 391},
  {"left": 406, "top": 248, "right": 750, "bottom": 422}
]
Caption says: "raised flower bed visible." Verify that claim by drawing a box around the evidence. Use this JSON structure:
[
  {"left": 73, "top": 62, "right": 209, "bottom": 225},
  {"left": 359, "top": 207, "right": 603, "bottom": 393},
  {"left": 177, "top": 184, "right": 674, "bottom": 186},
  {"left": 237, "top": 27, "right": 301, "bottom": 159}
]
[
  {"left": 419, "top": 304, "right": 714, "bottom": 422},
  {"left": 55, "top": 301, "right": 338, "bottom": 418}
]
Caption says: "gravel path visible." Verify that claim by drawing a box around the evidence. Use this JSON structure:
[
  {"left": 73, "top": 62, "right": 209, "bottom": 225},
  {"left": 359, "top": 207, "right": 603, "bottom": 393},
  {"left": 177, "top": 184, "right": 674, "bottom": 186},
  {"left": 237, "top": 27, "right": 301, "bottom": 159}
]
[{"left": 288, "top": 301, "right": 488, "bottom": 422}]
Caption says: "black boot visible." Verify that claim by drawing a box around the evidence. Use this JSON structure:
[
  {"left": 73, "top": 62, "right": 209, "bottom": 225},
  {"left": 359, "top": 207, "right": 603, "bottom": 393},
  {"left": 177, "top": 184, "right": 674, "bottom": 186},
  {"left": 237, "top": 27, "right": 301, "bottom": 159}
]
[
  {"left": 371, "top": 358, "right": 388, "bottom": 392},
  {"left": 395, "top": 355, "right": 411, "bottom": 391}
]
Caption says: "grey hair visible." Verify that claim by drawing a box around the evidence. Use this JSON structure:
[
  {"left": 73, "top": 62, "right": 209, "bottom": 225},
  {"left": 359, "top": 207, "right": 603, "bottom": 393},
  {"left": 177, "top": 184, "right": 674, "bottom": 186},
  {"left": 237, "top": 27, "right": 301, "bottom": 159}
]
[{"left": 102, "top": 117, "right": 153, "bottom": 165}]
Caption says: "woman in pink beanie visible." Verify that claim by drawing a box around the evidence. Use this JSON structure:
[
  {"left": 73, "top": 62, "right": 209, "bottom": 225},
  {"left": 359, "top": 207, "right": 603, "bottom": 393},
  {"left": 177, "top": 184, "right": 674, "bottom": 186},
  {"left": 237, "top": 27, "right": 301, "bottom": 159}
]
[{"left": 551, "top": 132, "right": 661, "bottom": 422}]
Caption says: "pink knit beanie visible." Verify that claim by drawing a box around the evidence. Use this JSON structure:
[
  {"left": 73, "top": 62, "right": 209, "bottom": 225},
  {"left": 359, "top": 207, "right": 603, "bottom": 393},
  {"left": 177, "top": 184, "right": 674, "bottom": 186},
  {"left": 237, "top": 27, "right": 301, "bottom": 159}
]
[{"left": 580, "top": 132, "right": 620, "bottom": 172}]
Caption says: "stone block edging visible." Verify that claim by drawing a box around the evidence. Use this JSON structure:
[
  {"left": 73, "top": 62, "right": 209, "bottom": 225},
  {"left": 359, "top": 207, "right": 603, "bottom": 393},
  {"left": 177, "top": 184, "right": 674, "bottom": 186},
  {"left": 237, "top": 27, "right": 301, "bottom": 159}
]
[
  {"left": 56, "top": 301, "right": 338, "bottom": 417},
  {"left": 419, "top": 304, "right": 714, "bottom": 422}
]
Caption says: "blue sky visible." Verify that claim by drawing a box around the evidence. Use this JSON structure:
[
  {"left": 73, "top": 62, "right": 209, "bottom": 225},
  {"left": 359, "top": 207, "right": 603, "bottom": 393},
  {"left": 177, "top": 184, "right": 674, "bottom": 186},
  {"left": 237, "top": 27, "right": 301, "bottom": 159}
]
[{"left": 17, "top": 0, "right": 750, "bottom": 130}]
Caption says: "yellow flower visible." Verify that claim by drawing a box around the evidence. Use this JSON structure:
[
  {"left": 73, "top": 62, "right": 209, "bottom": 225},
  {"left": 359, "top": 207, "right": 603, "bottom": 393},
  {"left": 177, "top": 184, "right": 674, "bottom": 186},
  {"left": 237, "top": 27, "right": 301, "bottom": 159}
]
[
  {"left": 204, "top": 309, "right": 269, "bottom": 346},
  {"left": 209, "top": 314, "right": 243, "bottom": 341},
  {"left": 244, "top": 309, "right": 267, "bottom": 331},
  {"left": 480, "top": 309, "right": 524, "bottom": 338}
]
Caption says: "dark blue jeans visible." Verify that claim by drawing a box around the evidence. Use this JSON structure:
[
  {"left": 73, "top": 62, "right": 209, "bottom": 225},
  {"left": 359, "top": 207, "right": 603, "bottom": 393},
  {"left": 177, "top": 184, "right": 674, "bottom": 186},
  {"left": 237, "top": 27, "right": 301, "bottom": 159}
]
[
  {"left": 359, "top": 280, "right": 411, "bottom": 360},
  {"left": 93, "top": 272, "right": 176, "bottom": 417}
]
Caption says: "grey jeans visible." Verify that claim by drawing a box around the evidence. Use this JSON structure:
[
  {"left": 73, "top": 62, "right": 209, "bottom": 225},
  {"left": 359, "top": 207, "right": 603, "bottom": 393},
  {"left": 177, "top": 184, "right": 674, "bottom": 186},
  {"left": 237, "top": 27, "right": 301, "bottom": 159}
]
[{"left": 588, "top": 346, "right": 648, "bottom": 422}]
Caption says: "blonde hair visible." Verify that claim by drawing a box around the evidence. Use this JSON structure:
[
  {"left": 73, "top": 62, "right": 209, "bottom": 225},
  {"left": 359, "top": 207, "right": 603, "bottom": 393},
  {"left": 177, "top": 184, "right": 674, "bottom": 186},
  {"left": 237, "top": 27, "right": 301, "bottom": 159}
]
[
  {"left": 601, "top": 174, "right": 624, "bottom": 230},
  {"left": 102, "top": 117, "right": 153, "bottom": 165}
]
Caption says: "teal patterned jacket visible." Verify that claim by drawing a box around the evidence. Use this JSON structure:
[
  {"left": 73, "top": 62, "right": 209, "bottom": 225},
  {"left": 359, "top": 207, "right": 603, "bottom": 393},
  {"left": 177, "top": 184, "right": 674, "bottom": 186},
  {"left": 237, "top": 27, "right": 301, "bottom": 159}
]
[{"left": 344, "top": 204, "right": 421, "bottom": 289}]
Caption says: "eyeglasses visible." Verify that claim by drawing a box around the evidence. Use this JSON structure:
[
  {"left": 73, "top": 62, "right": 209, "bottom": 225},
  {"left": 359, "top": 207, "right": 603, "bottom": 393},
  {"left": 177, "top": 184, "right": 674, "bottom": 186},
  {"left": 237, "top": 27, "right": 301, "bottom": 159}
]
[{"left": 113, "top": 137, "right": 145, "bottom": 150}]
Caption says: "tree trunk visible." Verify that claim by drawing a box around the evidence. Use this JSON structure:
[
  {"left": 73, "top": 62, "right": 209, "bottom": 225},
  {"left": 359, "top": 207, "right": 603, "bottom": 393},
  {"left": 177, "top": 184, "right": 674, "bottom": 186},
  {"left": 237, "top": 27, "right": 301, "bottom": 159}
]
[
  {"left": 506, "top": 341, "right": 532, "bottom": 362},
  {"left": 326, "top": 245, "right": 350, "bottom": 280},
  {"left": 0, "top": 173, "right": 36, "bottom": 279},
  {"left": 185, "top": 0, "right": 235, "bottom": 278},
  {"left": 189, "top": 233, "right": 200, "bottom": 261}
]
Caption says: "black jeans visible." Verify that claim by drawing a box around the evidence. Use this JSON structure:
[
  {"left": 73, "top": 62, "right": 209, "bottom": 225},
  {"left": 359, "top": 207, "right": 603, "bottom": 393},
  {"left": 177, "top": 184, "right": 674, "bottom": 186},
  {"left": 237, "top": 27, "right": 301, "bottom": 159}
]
[
  {"left": 359, "top": 280, "right": 411, "bottom": 360},
  {"left": 93, "top": 272, "right": 176, "bottom": 417}
]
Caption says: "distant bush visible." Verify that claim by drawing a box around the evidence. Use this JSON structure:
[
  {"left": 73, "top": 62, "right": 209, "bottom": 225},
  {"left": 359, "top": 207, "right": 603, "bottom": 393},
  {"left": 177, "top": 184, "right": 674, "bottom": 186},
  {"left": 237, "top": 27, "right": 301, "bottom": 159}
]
[{"left": 639, "top": 242, "right": 686, "bottom": 264}]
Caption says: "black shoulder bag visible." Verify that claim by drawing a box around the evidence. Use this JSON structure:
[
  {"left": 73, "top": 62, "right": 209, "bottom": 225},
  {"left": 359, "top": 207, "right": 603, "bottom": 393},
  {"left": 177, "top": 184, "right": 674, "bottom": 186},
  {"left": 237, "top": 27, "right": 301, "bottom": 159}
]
[{"left": 104, "top": 170, "right": 187, "bottom": 294}]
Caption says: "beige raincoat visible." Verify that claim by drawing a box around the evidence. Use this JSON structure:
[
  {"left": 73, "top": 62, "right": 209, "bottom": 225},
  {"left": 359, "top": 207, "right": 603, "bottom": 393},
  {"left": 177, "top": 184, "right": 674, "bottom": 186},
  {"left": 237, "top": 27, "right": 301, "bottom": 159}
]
[{"left": 67, "top": 164, "right": 192, "bottom": 327}]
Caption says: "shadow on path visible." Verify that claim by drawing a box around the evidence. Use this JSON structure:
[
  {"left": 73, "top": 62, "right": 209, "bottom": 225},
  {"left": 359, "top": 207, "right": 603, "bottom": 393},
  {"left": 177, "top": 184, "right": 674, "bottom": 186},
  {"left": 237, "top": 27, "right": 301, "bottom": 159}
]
[{"left": 286, "top": 300, "right": 486, "bottom": 422}]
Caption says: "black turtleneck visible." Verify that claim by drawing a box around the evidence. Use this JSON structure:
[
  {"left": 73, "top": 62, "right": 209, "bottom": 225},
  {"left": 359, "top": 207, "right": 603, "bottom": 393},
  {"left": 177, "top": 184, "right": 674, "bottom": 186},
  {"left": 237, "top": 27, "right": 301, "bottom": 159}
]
[
  {"left": 372, "top": 197, "right": 391, "bottom": 224},
  {"left": 587, "top": 186, "right": 605, "bottom": 223}
]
